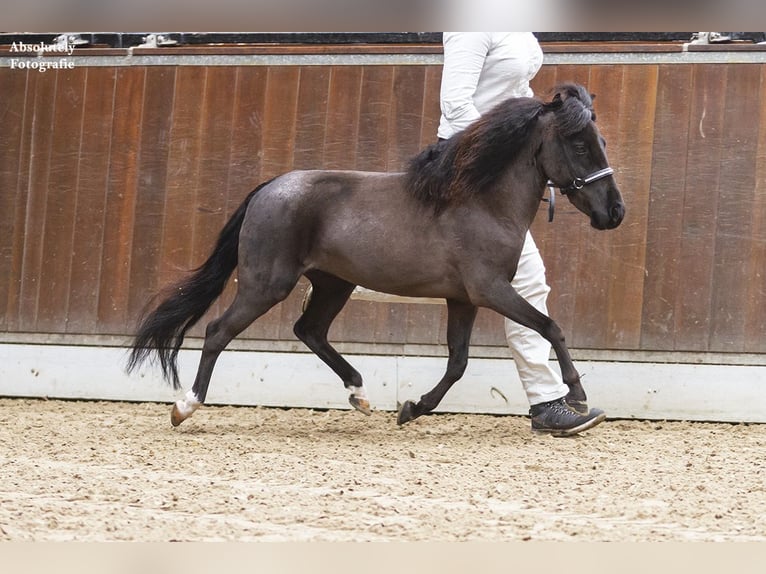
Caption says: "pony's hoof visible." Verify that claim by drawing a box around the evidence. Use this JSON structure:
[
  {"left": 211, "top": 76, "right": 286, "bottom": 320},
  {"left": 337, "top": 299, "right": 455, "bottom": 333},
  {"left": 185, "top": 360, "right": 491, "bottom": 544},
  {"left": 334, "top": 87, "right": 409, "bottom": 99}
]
[
  {"left": 397, "top": 401, "right": 418, "bottom": 426},
  {"left": 170, "top": 404, "right": 187, "bottom": 427},
  {"left": 348, "top": 395, "right": 372, "bottom": 416}
]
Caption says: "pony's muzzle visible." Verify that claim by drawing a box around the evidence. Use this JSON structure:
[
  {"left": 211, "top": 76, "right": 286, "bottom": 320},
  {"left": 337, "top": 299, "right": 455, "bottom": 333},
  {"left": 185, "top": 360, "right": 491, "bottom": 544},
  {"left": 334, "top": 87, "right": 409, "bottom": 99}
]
[
  {"left": 590, "top": 199, "right": 625, "bottom": 230},
  {"left": 608, "top": 200, "right": 625, "bottom": 228}
]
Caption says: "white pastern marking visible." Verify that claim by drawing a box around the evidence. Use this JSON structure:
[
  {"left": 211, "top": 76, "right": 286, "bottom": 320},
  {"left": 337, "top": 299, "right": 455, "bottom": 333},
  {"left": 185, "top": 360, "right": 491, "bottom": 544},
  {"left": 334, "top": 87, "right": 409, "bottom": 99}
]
[
  {"left": 347, "top": 385, "right": 368, "bottom": 400},
  {"left": 175, "top": 389, "right": 201, "bottom": 418}
]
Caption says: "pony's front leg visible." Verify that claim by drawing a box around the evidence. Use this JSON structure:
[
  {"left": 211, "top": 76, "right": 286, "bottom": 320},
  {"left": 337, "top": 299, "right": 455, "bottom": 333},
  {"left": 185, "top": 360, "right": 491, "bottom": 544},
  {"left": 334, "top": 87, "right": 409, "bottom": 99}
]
[
  {"left": 474, "top": 280, "right": 585, "bottom": 402},
  {"left": 543, "top": 320, "right": 587, "bottom": 411}
]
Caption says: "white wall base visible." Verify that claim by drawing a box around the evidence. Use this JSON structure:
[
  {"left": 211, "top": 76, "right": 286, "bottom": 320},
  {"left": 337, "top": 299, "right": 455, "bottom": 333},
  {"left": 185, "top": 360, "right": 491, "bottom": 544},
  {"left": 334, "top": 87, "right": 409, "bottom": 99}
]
[{"left": 0, "top": 343, "right": 763, "bottom": 423}]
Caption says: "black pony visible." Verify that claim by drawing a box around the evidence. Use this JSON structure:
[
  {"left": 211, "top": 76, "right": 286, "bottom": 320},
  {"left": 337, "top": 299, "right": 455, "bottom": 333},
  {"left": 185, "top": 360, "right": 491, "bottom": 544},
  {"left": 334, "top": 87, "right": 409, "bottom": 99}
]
[{"left": 128, "top": 83, "right": 624, "bottom": 426}]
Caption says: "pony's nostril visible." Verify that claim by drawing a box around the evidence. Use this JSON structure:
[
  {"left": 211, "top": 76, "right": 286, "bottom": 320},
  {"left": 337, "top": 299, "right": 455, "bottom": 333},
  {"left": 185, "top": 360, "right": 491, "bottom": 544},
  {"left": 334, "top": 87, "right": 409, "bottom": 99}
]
[{"left": 611, "top": 202, "right": 625, "bottom": 222}]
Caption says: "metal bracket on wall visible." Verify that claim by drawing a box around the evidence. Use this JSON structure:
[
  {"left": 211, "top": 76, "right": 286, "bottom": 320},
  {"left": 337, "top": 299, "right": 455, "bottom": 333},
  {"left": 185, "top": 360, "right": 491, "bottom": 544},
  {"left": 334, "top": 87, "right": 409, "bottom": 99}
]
[{"left": 137, "top": 34, "right": 179, "bottom": 48}]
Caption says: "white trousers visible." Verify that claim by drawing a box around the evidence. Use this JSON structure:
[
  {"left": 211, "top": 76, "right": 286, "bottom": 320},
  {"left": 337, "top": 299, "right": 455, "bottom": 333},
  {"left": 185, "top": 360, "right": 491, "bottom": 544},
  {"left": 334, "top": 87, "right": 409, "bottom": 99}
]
[{"left": 505, "top": 231, "right": 569, "bottom": 406}]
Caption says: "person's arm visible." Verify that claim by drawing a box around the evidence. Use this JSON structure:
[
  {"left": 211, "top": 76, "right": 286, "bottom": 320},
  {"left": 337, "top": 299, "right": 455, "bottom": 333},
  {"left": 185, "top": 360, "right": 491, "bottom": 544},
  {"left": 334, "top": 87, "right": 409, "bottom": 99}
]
[{"left": 440, "top": 32, "right": 491, "bottom": 135}]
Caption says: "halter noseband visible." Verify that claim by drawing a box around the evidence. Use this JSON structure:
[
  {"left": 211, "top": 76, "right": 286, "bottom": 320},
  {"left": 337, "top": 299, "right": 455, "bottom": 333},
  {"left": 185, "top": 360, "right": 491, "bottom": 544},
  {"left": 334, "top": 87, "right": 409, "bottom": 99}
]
[
  {"left": 556, "top": 167, "right": 615, "bottom": 195},
  {"left": 544, "top": 167, "right": 615, "bottom": 222}
]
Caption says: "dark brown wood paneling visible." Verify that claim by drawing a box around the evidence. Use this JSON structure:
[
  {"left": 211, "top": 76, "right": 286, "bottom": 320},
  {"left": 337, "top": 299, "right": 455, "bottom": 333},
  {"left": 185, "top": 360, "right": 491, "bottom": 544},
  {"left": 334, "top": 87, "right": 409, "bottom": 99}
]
[
  {"left": 745, "top": 66, "right": 766, "bottom": 354},
  {"left": 675, "top": 65, "right": 727, "bottom": 351},
  {"left": 387, "top": 66, "right": 426, "bottom": 172},
  {"left": 17, "top": 71, "right": 56, "bottom": 332},
  {"left": 419, "top": 65, "right": 442, "bottom": 148},
  {"left": 66, "top": 67, "right": 117, "bottom": 334},
  {"left": 357, "top": 66, "right": 394, "bottom": 172},
  {"left": 36, "top": 67, "right": 87, "bottom": 332},
  {"left": 97, "top": 67, "right": 146, "bottom": 332},
  {"left": 569, "top": 65, "right": 625, "bottom": 349},
  {"left": 293, "top": 66, "right": 330, "bottom": 170},
  {"left": 157, "top": 67, "right": 206, "bottom": 294},
  {"left": 0, "top": 68, "right": 29, "bottom": 331},
  {"left": 324, "top": 66, "right": 362, "bottom": 170},
  {"left": 260, "top": 66, "right": 300, "bottom": 179},
  {"left": 226, "top": 66, "right": 268, "bottom": 191},
  {"left": 709, "top": 64, "right": 762, "bottom": 352},
  {"left": 606, "top": 65, "right": 658, "bottom": 349},
  {"left": 640, "top": 64, "right": 693, "bottom": 350},
  {"left": 126, "top": 67, "right": 176, "bottom": 324}
]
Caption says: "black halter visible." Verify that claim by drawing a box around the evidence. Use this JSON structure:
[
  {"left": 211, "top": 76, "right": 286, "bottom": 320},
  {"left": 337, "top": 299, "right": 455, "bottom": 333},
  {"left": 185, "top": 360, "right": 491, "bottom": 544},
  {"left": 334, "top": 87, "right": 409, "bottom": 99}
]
[{"left": 544, "top": 167, "right": 615, "bottom": 222}]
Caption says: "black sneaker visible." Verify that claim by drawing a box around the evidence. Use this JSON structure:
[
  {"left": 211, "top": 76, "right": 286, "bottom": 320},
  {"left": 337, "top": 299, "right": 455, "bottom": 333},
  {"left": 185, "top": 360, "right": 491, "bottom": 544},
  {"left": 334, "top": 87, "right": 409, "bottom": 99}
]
[{"left": 530, "top": 398, "right": 606, "bottom": 437}]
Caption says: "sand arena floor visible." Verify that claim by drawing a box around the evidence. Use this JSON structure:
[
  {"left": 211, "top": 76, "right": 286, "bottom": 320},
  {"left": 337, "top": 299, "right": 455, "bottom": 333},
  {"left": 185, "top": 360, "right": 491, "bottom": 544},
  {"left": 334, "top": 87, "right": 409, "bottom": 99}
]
[{"left": 1, "top": 397, "right": 764, "bottom": 542}]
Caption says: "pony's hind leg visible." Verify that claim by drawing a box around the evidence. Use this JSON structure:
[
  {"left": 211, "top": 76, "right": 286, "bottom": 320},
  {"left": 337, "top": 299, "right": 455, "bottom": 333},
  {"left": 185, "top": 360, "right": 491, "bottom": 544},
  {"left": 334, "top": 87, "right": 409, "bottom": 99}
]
[
  {"left": 397, "top": 300, "right": 477, "bottom": 425},
  {"left": 293, "top": 271, "right": 371, "bottom": 415},
  {"left": 171, "top": 276, "right": 298, "bottom": 426}
]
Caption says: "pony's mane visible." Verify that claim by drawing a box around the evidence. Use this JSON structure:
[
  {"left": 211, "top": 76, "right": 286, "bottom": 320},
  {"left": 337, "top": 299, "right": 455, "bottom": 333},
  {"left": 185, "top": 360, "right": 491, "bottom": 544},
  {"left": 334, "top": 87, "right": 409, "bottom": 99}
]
[{"left": 405, "top": 82, "right": 595, "bottom": 213}]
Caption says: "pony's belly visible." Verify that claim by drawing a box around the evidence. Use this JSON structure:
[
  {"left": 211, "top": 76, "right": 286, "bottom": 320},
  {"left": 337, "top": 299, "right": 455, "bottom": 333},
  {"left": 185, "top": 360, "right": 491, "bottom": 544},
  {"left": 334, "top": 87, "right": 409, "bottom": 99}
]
[{"left": 312, "top": 254, "right": 464, "bottom": 300}]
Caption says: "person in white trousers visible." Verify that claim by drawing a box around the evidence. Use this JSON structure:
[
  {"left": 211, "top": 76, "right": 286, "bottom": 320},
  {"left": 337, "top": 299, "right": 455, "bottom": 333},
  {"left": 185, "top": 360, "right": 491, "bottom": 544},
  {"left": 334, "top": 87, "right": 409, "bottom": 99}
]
[{"left": 438, "top": 32, "right": 605, "bottom": 435}]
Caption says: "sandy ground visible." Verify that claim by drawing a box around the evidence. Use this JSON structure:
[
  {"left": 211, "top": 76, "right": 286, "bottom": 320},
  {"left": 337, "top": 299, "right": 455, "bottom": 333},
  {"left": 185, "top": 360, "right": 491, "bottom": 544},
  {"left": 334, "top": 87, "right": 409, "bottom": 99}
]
[{"left": 1, "top": 397, "right": 764, "bottom": 542}]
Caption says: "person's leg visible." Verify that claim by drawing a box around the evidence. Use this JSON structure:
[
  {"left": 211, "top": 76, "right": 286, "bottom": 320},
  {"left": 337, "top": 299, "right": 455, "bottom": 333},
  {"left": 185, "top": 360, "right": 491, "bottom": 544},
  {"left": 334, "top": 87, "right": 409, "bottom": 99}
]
[
  {"left": 505, "top": 232, "right": 605, "bottom": 435},
  {"left": 505, "top": 231, "right": 568, "bottom": 405}
]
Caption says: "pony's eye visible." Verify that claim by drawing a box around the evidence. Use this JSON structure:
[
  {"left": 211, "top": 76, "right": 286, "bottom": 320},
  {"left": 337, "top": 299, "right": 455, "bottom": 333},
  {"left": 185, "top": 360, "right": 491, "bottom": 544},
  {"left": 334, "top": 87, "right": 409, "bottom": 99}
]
[{"left": 573, "top": 142, "right": 588, "bottom": 155}]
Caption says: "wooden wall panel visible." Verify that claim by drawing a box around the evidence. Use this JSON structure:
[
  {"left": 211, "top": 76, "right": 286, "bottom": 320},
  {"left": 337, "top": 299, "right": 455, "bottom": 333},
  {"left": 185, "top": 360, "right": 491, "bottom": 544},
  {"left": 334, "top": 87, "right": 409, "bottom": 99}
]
[
  {"left": 36, "top": 67, "right": 87, "bottom": 333},
  {"left": 640, "top": 64, "right": 693, "bottom": 350},
  {"left": 745, "top": 66, "right": 766, "bottom": 354},
  {"left": 675, "top": 65, "right": 727, "bottom": 351},
  {"left": 66, "top": 67, "right": 116, "bottom": 334},
  {"left": 570, "top": 65, "right": 625, "bottom": 349},
  {"left": 357, "top": 67, "right": 393, "bottom": 171},
  {"left": 709, "top": 64, "right": 762, "bottom": 352},
  {"left": 17, "top": 71, "right": 56, "bottom": 332},
  {"left": 606, "top": 65, "right": 657, "bottom": 349},
  {"left": 418, "top": 65, "right": 442, "bottom": 148},
  {"left": 1, "top": 55, "right": 765, "bottom": 359},
  {"left": 0, "top": 68, "right": 29, "bottom": 331},
  {"left": 97, "top": 67, "right": 146, "bottom": 332},
  {"left": 293, "top": 66, "right": 330, "bottom": 170},
  {"left": 126, "top": 67, "right": 175, "bottom": 323},
  {"left": 158, "top": 67, "right": 205, "bottom": 292}
]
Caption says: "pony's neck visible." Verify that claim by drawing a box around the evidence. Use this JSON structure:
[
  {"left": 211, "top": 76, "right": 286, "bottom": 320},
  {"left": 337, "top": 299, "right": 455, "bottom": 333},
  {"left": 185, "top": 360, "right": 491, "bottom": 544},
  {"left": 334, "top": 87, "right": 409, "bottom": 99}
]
[{"left": 484, "top": 137, "right": 549, "bottom": 234}]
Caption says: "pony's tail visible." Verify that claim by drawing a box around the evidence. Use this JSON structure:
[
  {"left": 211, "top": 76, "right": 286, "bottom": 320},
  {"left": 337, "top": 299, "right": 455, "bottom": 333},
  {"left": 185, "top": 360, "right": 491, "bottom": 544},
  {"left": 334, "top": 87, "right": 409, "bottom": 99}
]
[{"left": 126, "top": 181, "right": 270, "bottom": 389}]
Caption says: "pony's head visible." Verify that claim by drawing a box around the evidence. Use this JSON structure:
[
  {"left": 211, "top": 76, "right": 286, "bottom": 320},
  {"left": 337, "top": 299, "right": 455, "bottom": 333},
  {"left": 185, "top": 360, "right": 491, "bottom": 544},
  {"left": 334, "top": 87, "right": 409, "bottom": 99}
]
[{"left": 539, "top": 83, "right": 625, "bottom": 230}]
